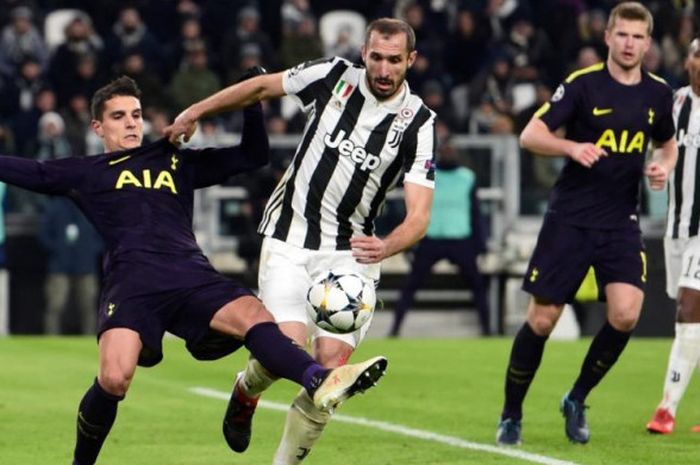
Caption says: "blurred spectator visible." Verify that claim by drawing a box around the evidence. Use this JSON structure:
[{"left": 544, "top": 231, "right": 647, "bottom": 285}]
[
  {"left": 661, "top": 13, "right": 695, "bottom": 79},
  {"left": 0, "top": 57, "right": 45, "bottom": 119},
  {"left": 282, "top": 0, "right": 315, "bottom": 34},
  {"left": 279, "top": 16, "right": 324, "bottom": 70},
  {"left": 105, "top": 6, "right": 165, "bottom": 75},
  {"left": 401, "top": 1, "right": 443, "bottom": 73},
  {"left": 40, "top": 197, "right": 102, "bottom": 335},
  {"left": 574, "top": 46, "right": 602, "bottom": 71},
  {"left": 421, "top": 80, "right": 459, "bottom": 131},
  {"left": 0, "top": 181, "right": 7, "bottom": 335},
  {"left": 120, "top": 50, "right": 167, "bottom": 111},
  {"left": 325, "top": 23, "right": 360, "bottom": 62},
  {"left": 644, "top": 39, "right": 679, "bottom": 88},
  {"left": 576, "top": 9, "right": 608, "bottom": 64},
  {"left": 0, "top": 123, "right": 16, "bottom": 154},
  {"left": 143, "top": 107, "right": 171, "bottom": 143},
  {"left": 168, "top": 39, "right": 220, "bottom": 114},
  {"left": 11, "top": 86, "right": 56, "bottom": 154},
  {"left": 485, "top": 0, "right": 522, "bottom": 41},
  {"left": 390, "top": 136, "right": 491, "bottom": 337},
  {"left": 57, "top": 53, "right": 101, "bottom": 108},
  {"left": 169, "top": 15, "right": 211, "bottom": 78},
  {"left": 48, "top": 14, "right": 104, "bottom": 102},
  {"left": 470, "top": 53, "right": 516, "bottom": 117},
  {"left": 444, "top": 8, "right": 491, "bottom": 86},
  {"left": 0, "top": 6, "right": 49, "bottom": 77},
  {"left": 32, "top": 111, "right": 72, "bottom": 161},
  {"left": 505, "top": 16, "right": 553, "bottom": 83},
  {"left": 221, "top": 6, "right": 277, "bottom": 83},
  {"left": 60, "top": 93, "right": 91, "bottom": 154}
]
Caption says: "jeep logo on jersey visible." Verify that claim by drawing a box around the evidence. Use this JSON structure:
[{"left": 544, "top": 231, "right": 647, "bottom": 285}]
[{"left": 323, "top": 130, "right": 381, "bottom": 171}]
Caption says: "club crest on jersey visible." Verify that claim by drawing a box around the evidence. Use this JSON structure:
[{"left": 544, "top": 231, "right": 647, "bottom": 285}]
[
  {"left": 388, "top": 118, "right": 410, "bottom": 148},
  {"left": 324, "top": 130, "right": 381, "bottom": 171}
]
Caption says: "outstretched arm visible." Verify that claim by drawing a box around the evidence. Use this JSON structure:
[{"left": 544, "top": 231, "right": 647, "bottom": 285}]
[
  {"left": 189, "top": 102, "right": 270, "bottom": 188},
  {"left": 165, "top": 72, "right": 286, "bottom": 145},
  {"left": 0, "top": 155, "right": 84, "bottom": 195},
  {"left": 350, "top": 182, "right": 433, "bottom": 264}
]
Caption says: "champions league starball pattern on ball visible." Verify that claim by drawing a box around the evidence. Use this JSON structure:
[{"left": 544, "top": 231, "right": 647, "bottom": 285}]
[{"left": 306, "top": 271, "right": 376, "bottom": 334}]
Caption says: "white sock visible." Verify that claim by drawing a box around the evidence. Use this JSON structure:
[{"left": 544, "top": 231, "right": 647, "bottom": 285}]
[
  {"left": 659, "top": 323, "right": 700, "bottom": 416},
  {"left": 240, "top": 357, "right": 278, "bottom": 397},
  {"left": 273, "top": 388, "right": 331, "bottom": 465}
]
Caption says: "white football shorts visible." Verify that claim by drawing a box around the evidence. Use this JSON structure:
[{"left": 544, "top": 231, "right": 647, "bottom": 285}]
[
  {"left": 664, "top": 236, "right": 700, "bottom": 299},
  {"left": 257, "top": 236, "right": 381, "bottom": 347}
]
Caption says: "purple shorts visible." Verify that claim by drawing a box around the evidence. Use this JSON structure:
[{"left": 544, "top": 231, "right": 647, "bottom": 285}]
[
  {"left": 97, "top": 253, "right": 254, "bottom": 367},
  {"left": 522, "top": 217, "right": 646, "bottom": 305}
]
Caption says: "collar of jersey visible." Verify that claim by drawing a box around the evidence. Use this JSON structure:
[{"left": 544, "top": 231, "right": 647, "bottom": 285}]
[{"left": 358, "top": 70, "right": 410, "bottom": 112}]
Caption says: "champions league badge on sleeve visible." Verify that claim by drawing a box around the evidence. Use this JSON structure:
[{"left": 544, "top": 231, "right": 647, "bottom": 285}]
[{"left": 552, "top": 84, "right": 565, "bottom": 102}]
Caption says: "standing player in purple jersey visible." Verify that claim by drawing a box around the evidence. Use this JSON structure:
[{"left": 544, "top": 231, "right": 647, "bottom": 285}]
[
  {"left": 0, "top": 74, "right": 387, "bottom": 464},
  {"left": 495, "top": 2, "right": 677, "bottom": 446}
]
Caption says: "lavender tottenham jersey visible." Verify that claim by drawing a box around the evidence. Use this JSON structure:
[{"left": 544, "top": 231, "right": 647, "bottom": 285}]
[
  {"left": 258, "top": 56, "right": 437, "bottom": 251},
  {"left": 536, "top": 62, "right": 674, "bottom": 229},
  {"left": 0, "top": 128, "right": 267, "bottom": 269}
]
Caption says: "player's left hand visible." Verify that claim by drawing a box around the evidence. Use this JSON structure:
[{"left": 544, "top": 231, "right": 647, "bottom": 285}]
[
  {"left": 645, "top": 161, "right": 669, "bottom": 190},
  {"left": 351, "top": 236, "right": 387, "bottom": 264},
  {"left": 164, "top": 109, "right": 198, "bottom": 145}
]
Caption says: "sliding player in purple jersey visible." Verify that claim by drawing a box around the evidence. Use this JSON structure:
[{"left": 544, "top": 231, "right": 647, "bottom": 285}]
[
  {"left": 0, "top": 74, "right": 387, "bottom": 464},
  {"left": 496, "top": 2, "right": 677, "bottom": 446}
]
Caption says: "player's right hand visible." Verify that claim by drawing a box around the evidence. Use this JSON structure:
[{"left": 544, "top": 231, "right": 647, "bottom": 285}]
[
  {"left": 569, "top": 143, "right": 606, "bottom": 168},
  {"left": 164, "top": 109, "right": 198, "bottom": 145}
]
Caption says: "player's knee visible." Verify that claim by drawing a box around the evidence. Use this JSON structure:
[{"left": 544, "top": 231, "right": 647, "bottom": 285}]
[
  {"left": 677, "top": 289, "right": 700, "bottom": 323},
  {"left": 607, "top": 311, "right": 639, "bottom": 332},
  {"left": 213, "top": 296, "right": 275, "bottom": 336},
  {"left": 99, "top": 369, "right": 134, "bottom": 397},
  {"left": 528, "top": 314, "right": 557, "bottom": 336}
]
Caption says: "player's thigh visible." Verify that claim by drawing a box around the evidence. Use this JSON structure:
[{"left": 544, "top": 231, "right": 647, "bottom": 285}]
[
  {"left": 258, "top": 237, "right": 312, "bottom": 324},
  {"left": 308, "top": 250, "right": 381, "bottom": 349},
  {"left": 98, "top": 327, "right": 142, "bottom": 394},
  {"left": 664, "top": 237, "right": 685, "bottom": 299},
  {"left": 594, "top": 229, "right": 647, "bottom": 295},
  {"left": 675, "top": 236, "right": 700, "bottom": 297},
  {"left": 522, "top": 218, "right": 594, "bottom": 305},
  {"left": 604, "top": 283, "right": 643, "bottom": 330}
]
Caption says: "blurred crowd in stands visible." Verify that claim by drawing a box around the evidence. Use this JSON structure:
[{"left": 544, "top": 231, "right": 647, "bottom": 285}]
[{"left": 0, "top": 0, "right": 696, "bottom": 218}]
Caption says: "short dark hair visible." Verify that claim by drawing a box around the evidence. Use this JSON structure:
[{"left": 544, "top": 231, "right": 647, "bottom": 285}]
[
  {"left": 365, "top": 18, "right": 416, "bottom": 54},
  {"left": 607, "top": 1, "right": 653, "bottom": 35},
  {"left": 91, "top": 76, "right": 141, "bottom": 120}
]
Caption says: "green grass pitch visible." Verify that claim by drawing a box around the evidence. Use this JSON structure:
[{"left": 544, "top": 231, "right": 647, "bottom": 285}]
[{"left": 1, "top": 336, "right": 698, "bottom": 464}]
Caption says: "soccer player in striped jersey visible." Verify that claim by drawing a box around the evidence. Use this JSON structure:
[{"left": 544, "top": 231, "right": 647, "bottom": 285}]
[
  {"left": 495, "top": 2, "right": 677, "bottom": 446},
  {"left": 646, "top": 36, "right": 700, "bottom": 435},
  {"left": 0, "top": 74, "right": 388, "bottom": 464},
  {"left": 166, "top": 18, "right": 436, "bottom": 464}
]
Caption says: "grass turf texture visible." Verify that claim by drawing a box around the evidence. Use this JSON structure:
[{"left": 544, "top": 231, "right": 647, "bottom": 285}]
[{"left": 1, "top": 337, "right": 698, "bottom": 464}]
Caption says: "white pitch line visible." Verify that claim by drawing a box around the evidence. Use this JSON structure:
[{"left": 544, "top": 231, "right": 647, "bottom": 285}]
[{"left": 190, "top": 387, "right": 581, "bottom": 465}]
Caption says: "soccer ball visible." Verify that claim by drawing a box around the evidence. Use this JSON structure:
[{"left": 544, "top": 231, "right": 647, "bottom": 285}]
[{"left": 306, "top": 271, "right": 376, "bottom": 334}]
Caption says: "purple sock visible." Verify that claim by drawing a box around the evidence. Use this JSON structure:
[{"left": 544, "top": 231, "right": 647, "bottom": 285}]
[
  {"left": 244, "top": 322, "right": 329, "bottom": 393},
  {"left": 73, "top": 378, "right": 124, "bottom": 465}
]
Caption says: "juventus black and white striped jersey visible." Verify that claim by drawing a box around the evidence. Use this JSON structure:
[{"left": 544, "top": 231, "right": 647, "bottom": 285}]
[
  {"left": 258, "top": 56, "right": 436, "bottom": 251},
  {"left": 667, "top": 86, "right": 700, "bottom": 239}
]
